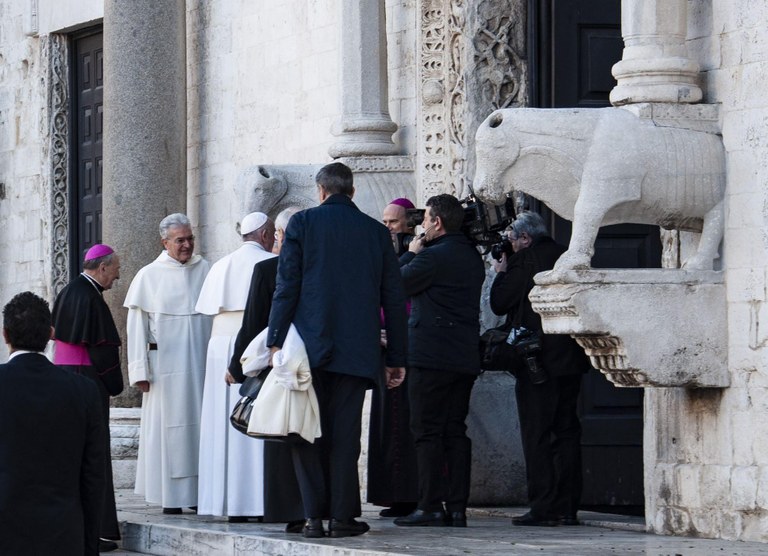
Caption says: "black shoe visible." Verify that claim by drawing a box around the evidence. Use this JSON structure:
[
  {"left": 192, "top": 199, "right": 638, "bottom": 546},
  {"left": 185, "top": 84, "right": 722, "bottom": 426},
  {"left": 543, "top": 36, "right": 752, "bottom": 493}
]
[
  {"left": 285, "top": 519, "right": 305, "bottom": 534},
  {"left": 328, "top": 518, "right": 370, "bottom": 538},
  {"left": 303, "top": 518, "right": 325, "bottom": 538},
  {"left": 511, "top": 511, "right": 558, "bottom": 527},
  {"left": 446, "top": 511, "right": 467, "bottom": 527},
  {"left": 394, "top": 509, "right": 447, "bottom": 527},
  {"left": 98, "top": 539, "right": 118, "bottom": 552},
  {"left": 379, "top": 503, "right": 418, "bottom": 517},
  {"left": 228, "top": 516, "right": 248, "bottom": 523},
  {"left": 559, "top": 515, "right": 580, "bottom": 526},
  {"left": 162, "top": 507, "right": 182, "bottom": 515}
]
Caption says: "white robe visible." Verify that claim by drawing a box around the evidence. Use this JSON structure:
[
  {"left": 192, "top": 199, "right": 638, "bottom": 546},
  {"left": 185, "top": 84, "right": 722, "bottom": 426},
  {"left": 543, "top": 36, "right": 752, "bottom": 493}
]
[
  {"left": 125, "top": 251, "right": 212, "bottom": 508},
  {"left": 195, "top": 242, "right": 276, "bottom": 516}
]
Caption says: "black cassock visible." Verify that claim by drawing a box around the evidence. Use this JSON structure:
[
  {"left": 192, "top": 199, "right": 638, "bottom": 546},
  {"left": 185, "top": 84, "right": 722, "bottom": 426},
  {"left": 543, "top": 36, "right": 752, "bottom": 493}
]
[
  {"left": 52, "top": 273, "right": 123, "bottom": 540},
  {"left": 229, "top": 257, "right": 304, "bottom": 523}
]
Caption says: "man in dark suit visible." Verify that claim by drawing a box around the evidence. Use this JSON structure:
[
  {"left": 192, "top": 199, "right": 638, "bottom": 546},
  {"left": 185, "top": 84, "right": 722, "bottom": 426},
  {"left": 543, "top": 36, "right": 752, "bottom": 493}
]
[
  {"left": 490, "top": 211, "right": 591, "bottom": 526},
  {"left": 393, "top": 194, "right": 485, "bottom": 528},
  {"left": 0, "top": 291, "right": 106, "bottom": 555},
  {"left": 267, "top": 162, "right": 408, "bottom": 539}
]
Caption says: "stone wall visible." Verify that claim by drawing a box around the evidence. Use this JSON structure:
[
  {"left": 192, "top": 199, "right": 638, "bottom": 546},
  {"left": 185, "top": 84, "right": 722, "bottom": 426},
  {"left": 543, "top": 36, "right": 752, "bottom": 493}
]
[
  {"left": 187, "top": 0, "right": 419, "bottom": 262},
  {"left": 645, "top": 0, "right": 768, "bottom": 542},
  {"left": 0, "top": 0, "right": 53, "bottom": 361}
]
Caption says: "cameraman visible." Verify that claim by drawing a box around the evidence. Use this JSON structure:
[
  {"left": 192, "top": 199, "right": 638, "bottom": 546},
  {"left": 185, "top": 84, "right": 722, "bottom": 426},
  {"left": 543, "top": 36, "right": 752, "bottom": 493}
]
[
  {"left": 393, "top": 194, "right": 485, "bottom": 528},
  {"left": 490, "top": 211, "right": 591, "bottom": 527}
]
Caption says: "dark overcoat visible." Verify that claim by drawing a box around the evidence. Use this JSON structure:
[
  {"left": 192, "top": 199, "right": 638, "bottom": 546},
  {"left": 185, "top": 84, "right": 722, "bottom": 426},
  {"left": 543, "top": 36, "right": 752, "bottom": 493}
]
[
  {"left": 0, "top": 353, "right": 106, "bottom": 556},
  {"left": 267, "top": 194, "right": 408, "bottom": 378},
  {"left": 399, "top": 232, "right": 486, "bottom": 374}
]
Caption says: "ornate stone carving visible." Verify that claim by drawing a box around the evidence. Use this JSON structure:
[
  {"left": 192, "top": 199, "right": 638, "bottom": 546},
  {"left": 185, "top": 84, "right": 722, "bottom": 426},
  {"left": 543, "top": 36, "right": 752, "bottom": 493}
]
[
  {"left": 420, "top": 1, "right": 449, "bottom": 201},
  {"left": 48, "top": 34, "right": 69, "bottom": 296},
  {"left": 529, "top": 269, "right": 728, "bottom": 388},
  {"left": 420, "top": 0, "right": 526, "bottom": 202},
  {"left": 240, "top": 160, "right": 416, "bottom": 223},
  {"left": 473, "top": 104, "right": 725, "bottom": 271}
]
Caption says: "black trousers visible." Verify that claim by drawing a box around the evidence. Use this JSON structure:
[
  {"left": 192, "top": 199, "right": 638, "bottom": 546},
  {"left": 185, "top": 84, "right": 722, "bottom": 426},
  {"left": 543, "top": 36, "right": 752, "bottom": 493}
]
[
  {"left": 290, "top": 371, "right": 368, "bottom": 520},
  {"left": 60, "top": 365, "right": 119, "bottom": 540},
  {"left": 408, "top": 367, "right": 477, "bottom": 513},
  {"left": 515, "top": 371, "right": 583, "bottom": 519}
]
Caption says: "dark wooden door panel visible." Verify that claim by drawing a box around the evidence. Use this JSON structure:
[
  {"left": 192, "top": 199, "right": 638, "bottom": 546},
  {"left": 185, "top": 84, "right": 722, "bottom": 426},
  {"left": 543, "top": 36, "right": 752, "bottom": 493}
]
[{"left": 72, "top": 30, "right": 104, "bottom": 271}]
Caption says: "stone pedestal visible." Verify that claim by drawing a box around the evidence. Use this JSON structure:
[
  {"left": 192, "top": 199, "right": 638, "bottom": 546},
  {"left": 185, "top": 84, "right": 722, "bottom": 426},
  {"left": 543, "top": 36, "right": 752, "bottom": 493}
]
[
  {"left": 530, "top": 269, "right": 728, "bottom": 388},
  {"left": 110, "top": 407, "right": 141, "bottom": 489}
]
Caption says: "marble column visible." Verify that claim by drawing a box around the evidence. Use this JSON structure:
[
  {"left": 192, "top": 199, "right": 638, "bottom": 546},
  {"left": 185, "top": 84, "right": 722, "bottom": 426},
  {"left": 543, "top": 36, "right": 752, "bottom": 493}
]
[
  {"left": 102, "top": 0, "right": 187, "bottom": 406},
  {"left": 328, "top": 0, "right": 398, "bottom": 158},
  {"left": 610, "top": 0, "right": 702, "bottom": 105}
]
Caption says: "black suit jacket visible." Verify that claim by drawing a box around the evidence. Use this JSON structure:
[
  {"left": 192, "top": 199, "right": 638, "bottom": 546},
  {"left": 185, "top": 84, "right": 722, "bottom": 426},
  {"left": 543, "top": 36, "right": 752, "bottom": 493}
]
[
  {"left": 267, "top": 194, "right": 407, "bottom": 379},
  {"left": 0, "top": 352, "right": 106, "bottom": 555},
  {"left": 490, "top": 236, "right": 591, "bottom": 377},
  {"left": 229, "top": 256, "right": 279, "bottom": 383},
  {"left": 399, "top": 232, "right": 486, "bottom": 374}
]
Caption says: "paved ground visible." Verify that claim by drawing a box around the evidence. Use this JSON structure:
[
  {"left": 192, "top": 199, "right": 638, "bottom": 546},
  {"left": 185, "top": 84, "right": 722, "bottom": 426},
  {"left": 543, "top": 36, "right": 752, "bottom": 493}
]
[{"left": 112, "top": 490, "right": 768, "bottom": 555}]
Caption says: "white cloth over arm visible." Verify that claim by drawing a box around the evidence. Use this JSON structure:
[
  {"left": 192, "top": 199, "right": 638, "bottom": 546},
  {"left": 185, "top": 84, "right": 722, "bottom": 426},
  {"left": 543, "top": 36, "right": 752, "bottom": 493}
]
[{"left": 242, "top": 325, "right": 321, "bottom": 443}]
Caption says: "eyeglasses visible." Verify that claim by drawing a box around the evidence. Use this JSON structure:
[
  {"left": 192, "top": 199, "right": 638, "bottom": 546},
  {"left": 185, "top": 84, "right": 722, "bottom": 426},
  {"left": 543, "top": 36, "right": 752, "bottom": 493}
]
[{"left": 170, "top": 235, "right": 195, "bottom": 245}]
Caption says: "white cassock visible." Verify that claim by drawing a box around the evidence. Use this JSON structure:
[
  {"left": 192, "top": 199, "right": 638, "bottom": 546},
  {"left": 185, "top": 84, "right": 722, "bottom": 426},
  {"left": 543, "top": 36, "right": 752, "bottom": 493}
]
[
  {"left": 194, "top": 242, "right": 276, "bottom": 517},
  {"left": 125, "top": 251, "right": 212, "bottom": 508}
]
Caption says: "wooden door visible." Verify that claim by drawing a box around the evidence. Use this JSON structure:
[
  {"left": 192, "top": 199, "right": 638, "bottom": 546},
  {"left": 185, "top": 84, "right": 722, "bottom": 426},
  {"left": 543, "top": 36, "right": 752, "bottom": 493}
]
[
  {"left": 70, "top": 29, "right": 104, "bottom": 276},
  {"left": 530, "top": 0, "right": 651, "bottom": 513}
]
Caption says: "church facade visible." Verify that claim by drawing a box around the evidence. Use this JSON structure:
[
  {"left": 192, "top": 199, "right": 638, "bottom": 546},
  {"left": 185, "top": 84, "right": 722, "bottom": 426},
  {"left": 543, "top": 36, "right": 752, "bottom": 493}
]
[{"left": 1, "top": 0, "right": 767, "bottom": 542}]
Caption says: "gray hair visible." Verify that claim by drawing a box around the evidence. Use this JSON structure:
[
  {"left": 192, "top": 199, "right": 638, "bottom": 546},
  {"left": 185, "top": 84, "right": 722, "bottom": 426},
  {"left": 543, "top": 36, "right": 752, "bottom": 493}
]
[
  {"left": 159, "top": 213, "right": 191, "bottom": 239},
  {"left": 83, "top": 253, "right": 116, "bottom": 270},
  {"left": 275, "top": 207, "right": 301, "bottom": 232},
  {"left": 510, "top": 211, "right": 549, "bottom": 240}
]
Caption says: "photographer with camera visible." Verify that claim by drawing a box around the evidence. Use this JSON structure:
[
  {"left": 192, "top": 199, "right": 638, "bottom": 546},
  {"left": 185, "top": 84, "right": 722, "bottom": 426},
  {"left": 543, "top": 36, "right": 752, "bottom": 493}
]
[
  {"left": 393, "top": 194, "right": 485, "bottom": 528},
  {"left": 490, "top": 211, "right": 591, "bottom": 527}
]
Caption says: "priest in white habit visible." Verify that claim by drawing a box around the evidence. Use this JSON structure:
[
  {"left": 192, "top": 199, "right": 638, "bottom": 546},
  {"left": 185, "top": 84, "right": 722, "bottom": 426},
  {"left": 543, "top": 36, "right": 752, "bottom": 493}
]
[
  {"left": 124, "top": 213, "right": 212, "bottom": 514},
  {"left": 195, "top": 212, "right": 276, "bottom": 521}
]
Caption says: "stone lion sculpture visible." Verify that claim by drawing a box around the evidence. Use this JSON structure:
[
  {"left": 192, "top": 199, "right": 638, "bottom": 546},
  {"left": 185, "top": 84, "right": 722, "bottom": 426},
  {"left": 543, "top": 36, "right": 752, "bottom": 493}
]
[
  {"left": 473, "top": 107, "right": 726, "bottom": 270},
  {"left": 239, "top": 163, "right": 417, "bottom": 224}
]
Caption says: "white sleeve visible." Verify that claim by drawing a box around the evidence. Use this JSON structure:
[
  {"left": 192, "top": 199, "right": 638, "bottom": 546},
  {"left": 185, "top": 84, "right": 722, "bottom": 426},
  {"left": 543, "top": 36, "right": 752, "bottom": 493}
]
[{"left": 127, "top": 308, "right": 151, "bottom": 385}]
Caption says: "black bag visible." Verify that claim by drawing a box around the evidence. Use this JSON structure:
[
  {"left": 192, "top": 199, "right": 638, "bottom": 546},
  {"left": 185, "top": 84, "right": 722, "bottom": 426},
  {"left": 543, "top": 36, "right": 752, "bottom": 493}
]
[
  {"left": 479, "top": 324, "right": 522, "bottom": 371},
  {"left": 230, "top": 367, "right": 271, "bottom": 436}
]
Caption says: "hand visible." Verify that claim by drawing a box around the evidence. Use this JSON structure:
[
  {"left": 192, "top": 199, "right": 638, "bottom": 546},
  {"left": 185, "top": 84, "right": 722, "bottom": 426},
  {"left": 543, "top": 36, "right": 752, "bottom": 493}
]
[
  {"left": 135, "top": 380, "right": 150, "bottom": 393},
  {"left": 493, "top": 252, "right": 508, "bottom": 273},
  {"left": 408, "top": 234, "right": 426, "bottom": 254},
  {"left": 225, "top": 370, "right": 236, "bottom": 384},
  {"left": 380, "top": 330, "right": 388, "bottom": 347},
  {"left": 385, "top": 366, "right": 406, "bottom": 389}
]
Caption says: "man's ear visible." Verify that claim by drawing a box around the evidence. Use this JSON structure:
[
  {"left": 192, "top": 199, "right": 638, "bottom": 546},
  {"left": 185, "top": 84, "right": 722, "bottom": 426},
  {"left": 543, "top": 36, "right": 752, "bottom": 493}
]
[
  {"left": 348, "top": 186, "right": 355, "bottom": 200},
  {"left": 317, "top": 184, "right": 328, "bottom": 202},
  {"left": 1, "top": 328, "right": 8, "bottom": 345},
  {"left": 49, "top": 326, "right": 55, "bottom": 341}
]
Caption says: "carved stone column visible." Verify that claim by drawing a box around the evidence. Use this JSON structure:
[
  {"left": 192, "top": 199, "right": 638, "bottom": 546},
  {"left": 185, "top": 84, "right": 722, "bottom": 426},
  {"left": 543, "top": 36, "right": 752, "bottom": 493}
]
[
  {"left": 328, "top": 0, "right": 398, "bottom": 158},
  {"left": 610, "top": 0, "right": 702, "bottom": 105},
  {"left": 102, "top": 0, "right": 187, "bottom": 406}
]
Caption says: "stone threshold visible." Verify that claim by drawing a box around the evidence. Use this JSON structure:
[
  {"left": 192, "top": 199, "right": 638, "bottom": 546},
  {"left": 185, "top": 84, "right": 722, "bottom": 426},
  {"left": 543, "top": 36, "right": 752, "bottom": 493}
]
[{"left": 117, "top": 490, "right": 647, "bottom": 556}]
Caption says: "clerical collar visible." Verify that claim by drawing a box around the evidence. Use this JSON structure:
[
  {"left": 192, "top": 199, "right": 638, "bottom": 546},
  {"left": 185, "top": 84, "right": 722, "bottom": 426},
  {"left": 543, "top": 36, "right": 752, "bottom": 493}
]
[{"left": 81, "top": 272, "right": 105, "bottom": 293}]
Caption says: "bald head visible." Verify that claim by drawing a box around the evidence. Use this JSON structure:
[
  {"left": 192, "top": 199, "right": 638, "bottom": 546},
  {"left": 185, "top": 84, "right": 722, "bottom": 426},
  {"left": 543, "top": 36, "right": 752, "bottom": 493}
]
[{"left": 383, "top": 203, "right": 414, "bottom": 234}]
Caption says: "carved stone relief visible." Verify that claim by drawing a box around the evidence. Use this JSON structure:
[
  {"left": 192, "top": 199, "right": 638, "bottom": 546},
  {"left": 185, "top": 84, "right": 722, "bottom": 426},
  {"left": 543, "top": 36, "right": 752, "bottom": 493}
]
[
  {"left": 47, "top": 34, "right": 70, "bottom": 296},
  {"left": 419, "top": 0, "right": 526, "bottom": 204}
]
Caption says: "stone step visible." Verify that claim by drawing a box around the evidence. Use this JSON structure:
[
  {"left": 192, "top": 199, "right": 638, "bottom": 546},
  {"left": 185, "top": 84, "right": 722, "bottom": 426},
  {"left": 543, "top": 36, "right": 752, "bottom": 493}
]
[{"left": 116, "top": 489, "right": 654, "bottom": 556}]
